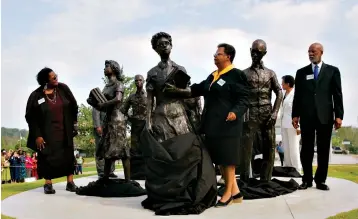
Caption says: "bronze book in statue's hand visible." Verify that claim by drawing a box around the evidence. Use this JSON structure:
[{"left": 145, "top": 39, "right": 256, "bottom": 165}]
[
  {"left": 89, "top": 87, "right": 107, "bottom": 105},
  {"left": 163, "top": 67, "right": 191, "bottom": 91}
]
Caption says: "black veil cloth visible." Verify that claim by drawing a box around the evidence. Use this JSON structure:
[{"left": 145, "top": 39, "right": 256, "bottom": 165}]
[
  {"left": 139, "top": 127, "right": 217, "bottom": 216},
  {"left": 75, "top": 122, "right": 147, "bottom": 198},
  {"left": 216, "top": 130, "right": 302, "bottom": 199}
]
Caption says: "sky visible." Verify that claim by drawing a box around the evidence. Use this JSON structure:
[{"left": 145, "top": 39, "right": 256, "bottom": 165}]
[{"left": 1, "top": 0, "right": 358, "bottom": 129}]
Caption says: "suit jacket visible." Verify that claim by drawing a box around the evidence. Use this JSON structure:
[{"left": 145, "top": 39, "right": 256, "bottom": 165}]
[
  {"left": 25, "top": 83, "right": 78, "bottom": 151},
  {"left": 280, "top": 89, "right": 295, "bottom": 129},
  {"left": 292, "top": 63, "right": 344, "bottom": 126},
  {"left": 191, "top": 68, "right": 250, "bottom": 137}
]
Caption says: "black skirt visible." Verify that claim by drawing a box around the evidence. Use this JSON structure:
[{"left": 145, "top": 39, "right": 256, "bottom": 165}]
[
  {"left": 37, "top": 140, "right": 75, "bottom": 179},
  {"left": 205, "top": 136, "right": 240, "bottom": 166}
]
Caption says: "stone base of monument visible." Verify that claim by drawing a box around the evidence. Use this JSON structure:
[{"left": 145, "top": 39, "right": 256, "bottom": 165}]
[{"left": 2, "top": 171, "right": 358, "bottom": 219}]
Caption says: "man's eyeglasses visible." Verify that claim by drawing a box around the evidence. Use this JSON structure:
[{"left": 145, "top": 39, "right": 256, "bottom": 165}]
[{"left": 214, "top": 52, "right": 226, "bottom": 57}]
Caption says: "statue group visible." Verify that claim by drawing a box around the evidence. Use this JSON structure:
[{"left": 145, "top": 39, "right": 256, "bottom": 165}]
[{"left": 83, "top": 32, "right": 283, "bottom": 215}]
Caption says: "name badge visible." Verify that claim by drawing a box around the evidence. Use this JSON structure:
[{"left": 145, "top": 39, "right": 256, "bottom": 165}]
[
  {"left": 306, "top": 74, "right": 314, "bottom": 80},
  {"left": 217, "top": 78, "right": 226, "bottom": 86},
  {"left": 38, "top": 98, "right": 45, "bottom": 104}
]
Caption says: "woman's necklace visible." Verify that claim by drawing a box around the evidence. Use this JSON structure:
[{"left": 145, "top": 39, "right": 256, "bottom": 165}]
[{"left": 45, "top": 89, "right": 57, "bottom": 104}]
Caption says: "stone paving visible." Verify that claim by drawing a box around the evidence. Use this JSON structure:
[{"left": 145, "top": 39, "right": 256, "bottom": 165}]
[{"left": 2, "top": 171, "right": 358, "bottom": 219}]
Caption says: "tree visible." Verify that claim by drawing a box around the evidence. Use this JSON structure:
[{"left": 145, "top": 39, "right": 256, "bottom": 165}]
[
  {"left": 331, "top": 136, "right": 342, "bottom": 147},
  {"left": 335, "top": 126, "right": 358, "bottom": 146},
  {"left": 74, "top": 104, "right": 96, "bottom": 156},
  {"left": 101, "top": 76, "right": 136, "bottom": 99}
]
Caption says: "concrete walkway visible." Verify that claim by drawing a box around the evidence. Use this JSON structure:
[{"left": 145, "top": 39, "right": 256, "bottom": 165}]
[{"left": 2, "top": 171, "right": 358, "bottom": 219}]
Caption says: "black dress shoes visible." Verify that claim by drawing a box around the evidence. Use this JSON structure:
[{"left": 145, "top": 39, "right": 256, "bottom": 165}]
[
  {"left": 215, "top": 197, "right": 233, "bottom": 208},
  {"left": 44, "top": 184, "right": 56, "bottom": 194},
  {"left": 298, "top": 182, "right": 313, "bottom": 190},
  {"left": 316, "top": 183, "right": 330, "bottom": 191},
  {"left": 66, "top": 182, "right": 78, "bottom": 192}
]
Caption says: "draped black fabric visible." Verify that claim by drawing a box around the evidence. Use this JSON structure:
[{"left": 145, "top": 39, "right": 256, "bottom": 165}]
[
  {"left": 139, "top": 128, "right": 217, "bottom": 216},
  {"left": 218, "top": 177, "right": 299, "bottom": 200},
  {"left": 129, "top": 119, "right": 146, "bottom": 180},
  {"left": 75, "top": 178, "right": 146, "bottom": 197},
  {"left": 217, "top": 158, "right": 301, "bottom": 199}
]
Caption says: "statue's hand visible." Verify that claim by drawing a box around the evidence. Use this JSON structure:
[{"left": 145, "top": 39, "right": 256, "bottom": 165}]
[
  {"left": 163, "top": 83, "right": 191, "bottom": 97},
  {"left": 163, "top": 83, "right": 177, "bottom": 92},
  {"left": 266, "top": 113, "right": 277, "bottom": 127}
]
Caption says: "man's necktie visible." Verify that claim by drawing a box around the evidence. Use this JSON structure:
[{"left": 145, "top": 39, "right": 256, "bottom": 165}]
[{"left": 313, "top": 65, "right": 319, "bottom": 80}]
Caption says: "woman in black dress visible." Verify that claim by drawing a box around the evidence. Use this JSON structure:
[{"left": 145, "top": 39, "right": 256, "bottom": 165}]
[
  {"left": 164, "top": 43, "right": 250, "bottom": 207},
  {"left": 25, "top": 67, "right": 78, "bottom": 194},
  {"left": 87, "top": 60, "right": 130, "bottom": 181}
]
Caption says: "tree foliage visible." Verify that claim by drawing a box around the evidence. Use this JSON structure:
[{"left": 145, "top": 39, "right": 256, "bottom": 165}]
[
  {"left": 335, "top": 126, "right": 358, "bottom": 146},
  {"left": 1, "top": 128, "right": 29, "bottom": 150},
  {"left": 334, "top": 126, "right": 358, "bottom": 154},
  {"left": 74, "top": 104, "right": 95, "bottom": 156}
]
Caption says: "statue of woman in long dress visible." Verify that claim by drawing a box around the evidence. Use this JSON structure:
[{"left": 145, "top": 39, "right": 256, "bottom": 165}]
[{"left": 145, "top": 32, "right": 193, "bottom": 142}]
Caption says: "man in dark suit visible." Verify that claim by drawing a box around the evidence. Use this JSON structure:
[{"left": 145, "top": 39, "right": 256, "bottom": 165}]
[{"left": 292, "top": 42, "right": 344, "bottom": 191}]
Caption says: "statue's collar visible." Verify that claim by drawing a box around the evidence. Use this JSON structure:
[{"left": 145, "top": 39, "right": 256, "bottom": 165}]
[
  {"left": 250, "top": 61, "right": 265, "bottom": 70},
  {"left": 158, "top": 59, "right": 172, "bottom": 69}
]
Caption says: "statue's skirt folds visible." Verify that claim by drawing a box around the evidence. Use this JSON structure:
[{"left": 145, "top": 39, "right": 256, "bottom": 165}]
[{"left": 139, "top": 128, "right": 218, "bottom": 215}]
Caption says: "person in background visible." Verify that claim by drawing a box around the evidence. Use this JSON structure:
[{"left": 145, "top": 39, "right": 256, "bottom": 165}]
[
  {"left": 18, "top": 150, "right": 26, "bottom": 182},
  {"left": 280, "top": 75, "right": 301, "bottom": 172},
  {"left": 1, "top": 150, "right": 11, "bottom": 184},
  {"left": 276, "top": 141, "right": 284, "bottom": 166},
  {"left": 25, "top": 67, "right": 79, "bottom": 194},
  {"left": 25, "top": 153, "right": 34, "bottom": 178},
  {"left": 75, "top": 154, "right": 84, "bottom": 175},
  {"left": 31, "top": 153, "right": 38, "bottom": 179},
  {"left": 9, "top": 151, "right": 20, "bottom": 183}
]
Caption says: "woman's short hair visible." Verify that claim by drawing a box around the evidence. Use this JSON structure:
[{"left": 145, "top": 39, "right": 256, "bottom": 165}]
[
  {"left": 282, "top": 75, "right": 295, "bottom": 88},
  {"left": 151, "top": 32, "right": 172, "bottom": 50},
  {"left": 36, "top": 67, "right": 54, "bottom": 86},
  {"left": 105, "top": 60, "right": 124, "bottom": 81}
]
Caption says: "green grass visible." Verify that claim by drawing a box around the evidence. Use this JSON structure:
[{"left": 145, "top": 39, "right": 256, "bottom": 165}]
[{"left": 1, "top": 164, "right": 357, "bottom": 219}]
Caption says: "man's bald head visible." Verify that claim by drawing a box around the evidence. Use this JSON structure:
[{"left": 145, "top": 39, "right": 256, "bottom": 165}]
[
  {"left": 134, "top": 74, "right": 144, "bottom": 89},
  {"left": 250, "top": 39, "right": 267, "bottom": 64},
  {"left": 252, "top": 39, "right": 267, "bottom": 51},
  {"left": 308, "top": 42, "right": 324, "bottom": 64}
]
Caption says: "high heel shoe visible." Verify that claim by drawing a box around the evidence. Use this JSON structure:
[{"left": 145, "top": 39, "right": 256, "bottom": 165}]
[
  {"left": 232, "top": 192, "right": 243, "bottom": 203},
  {"left": 215, "top": 196, "right": 233, "bottom": 208}
]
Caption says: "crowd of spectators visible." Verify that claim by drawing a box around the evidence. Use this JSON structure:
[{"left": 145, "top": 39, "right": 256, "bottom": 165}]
[{"left": 1, "top": 149, "right": 38, "bottom": 184}]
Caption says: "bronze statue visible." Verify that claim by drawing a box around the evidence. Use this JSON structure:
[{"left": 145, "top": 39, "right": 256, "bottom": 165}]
[
  {"left": 87, "top": 60, "right": 131, "bottom": 181},
  {"left": 183, "top": 96, "right": 202, "bottom": 133},
  {"left": 121, "top": 74, "right": 147, "bottom": 179},
  {"left": 239, "top": 39, "right": 283, "bottom": 182},
  {"left": 145, "top": 32, "right": 192, "bottom": 142}
]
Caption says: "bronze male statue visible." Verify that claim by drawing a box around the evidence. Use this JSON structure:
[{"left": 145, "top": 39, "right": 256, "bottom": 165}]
[
  {"left": 240, "top": 39, "right": 283, "bottom": 182},
  {"left": 121, "top": 74, "right": 147, "bottom": 179}
]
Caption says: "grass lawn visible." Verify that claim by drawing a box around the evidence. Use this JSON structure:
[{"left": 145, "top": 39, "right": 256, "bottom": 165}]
[{"left": 1, "top": 164, "right": 358, "bottom": 219}]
